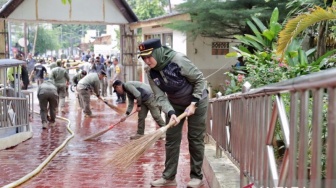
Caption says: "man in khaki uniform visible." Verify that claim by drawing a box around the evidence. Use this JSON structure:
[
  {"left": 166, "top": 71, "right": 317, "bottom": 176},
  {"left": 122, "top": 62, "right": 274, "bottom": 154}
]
[
  {"left": 37, "top": 80, "right": 58, "bottom": 129},
  {"left": 77, "top": 70, "right": 106, "bottom": 117},
  {"left": 111, "top": 58, "right": 125, "bottom": 103},
  {"left": 50, "top": 61, "right": 70, "bottom": 113},
  {"left": 113, "top": 80, "right": 166, "bottom": 140}
]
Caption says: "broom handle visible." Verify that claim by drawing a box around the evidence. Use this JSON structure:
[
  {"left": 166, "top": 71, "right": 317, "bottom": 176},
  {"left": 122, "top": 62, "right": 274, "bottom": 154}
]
[
  {"left": 106, "top": 111, "right": 136, "bottom": 129},
  {"left": 165, "top": 112, "right": 188, "bottom": 129}
]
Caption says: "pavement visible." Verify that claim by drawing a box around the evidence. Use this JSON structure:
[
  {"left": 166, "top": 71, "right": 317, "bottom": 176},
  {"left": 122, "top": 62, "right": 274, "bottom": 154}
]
[{"left": 0, "top": 81, "right": 240, "bottom": 188}]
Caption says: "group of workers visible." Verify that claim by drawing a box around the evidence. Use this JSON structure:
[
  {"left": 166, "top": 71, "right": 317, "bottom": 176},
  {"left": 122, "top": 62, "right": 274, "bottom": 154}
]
[{"left": 37, "top": 38, "right": 208, "bottom": 188}]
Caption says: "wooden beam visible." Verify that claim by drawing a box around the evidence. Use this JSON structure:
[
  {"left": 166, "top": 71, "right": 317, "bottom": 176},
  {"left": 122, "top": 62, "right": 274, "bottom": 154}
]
[{"left": 129, "top": 13, "right": 190, "bottom": 30}]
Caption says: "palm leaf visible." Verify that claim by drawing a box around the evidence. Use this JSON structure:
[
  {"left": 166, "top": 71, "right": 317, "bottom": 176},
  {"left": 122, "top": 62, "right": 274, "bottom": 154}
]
[
  {"left": 234, "top": 35, "right": 264, "bottom": 51},
  {"left": 244, "top": 34, "right": 267, "bottom": 46},
  {"left": 277, "top": 6, "right": 336, "bottom": 57},
  {"left": 251, "top": 16, "right": 267, "bottom": 32},
  {"left": 246, "top": 20, "right": 262, "bottom": 40}
]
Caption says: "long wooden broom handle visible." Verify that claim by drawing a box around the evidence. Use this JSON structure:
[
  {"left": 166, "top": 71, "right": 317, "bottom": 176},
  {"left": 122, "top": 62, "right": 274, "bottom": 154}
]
[{"left": 165, "top": 112, "right": 188, "bottom": 129}]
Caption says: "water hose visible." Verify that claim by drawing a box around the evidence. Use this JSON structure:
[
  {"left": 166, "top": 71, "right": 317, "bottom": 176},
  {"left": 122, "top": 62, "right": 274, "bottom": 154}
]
[{"left": 2, "top": 113, "right": 74, "bottom": 188}]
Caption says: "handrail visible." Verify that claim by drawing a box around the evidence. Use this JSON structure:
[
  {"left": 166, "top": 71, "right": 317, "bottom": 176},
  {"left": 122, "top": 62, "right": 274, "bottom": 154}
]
[{"left": 206, "top": 68, "right": 336, "bottom": 188}]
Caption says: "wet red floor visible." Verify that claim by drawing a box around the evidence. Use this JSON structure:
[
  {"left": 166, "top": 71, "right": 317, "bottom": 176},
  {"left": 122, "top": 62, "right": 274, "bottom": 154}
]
[{"left": 0, "top": 85, "right": 210, "bottom": 188}]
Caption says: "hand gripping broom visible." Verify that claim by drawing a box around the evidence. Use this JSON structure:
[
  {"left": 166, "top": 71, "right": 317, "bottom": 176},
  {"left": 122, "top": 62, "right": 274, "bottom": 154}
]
[
  {"left": 97, "top": 96, "right": 124, "bottom": 115},
  {"left": 107, "top": 112, "right": 187, "bottom": 171},
  {"left": 83, "top": 111, "right": 136, "bottom": 141}
]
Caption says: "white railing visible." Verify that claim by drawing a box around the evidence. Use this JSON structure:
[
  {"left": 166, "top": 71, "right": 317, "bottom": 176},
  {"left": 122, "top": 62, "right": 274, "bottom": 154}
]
[
  {"left": 206, "top": 68, "right": 336, "bottom": 188},
  {"left": 0, "top": 96, "right": 30, "bottom": 133}
]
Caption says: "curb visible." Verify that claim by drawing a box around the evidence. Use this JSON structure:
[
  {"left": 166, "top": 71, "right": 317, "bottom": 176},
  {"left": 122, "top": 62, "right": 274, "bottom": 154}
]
[{"left": 203, "top": 141, "right": 240, "bottom": 188}]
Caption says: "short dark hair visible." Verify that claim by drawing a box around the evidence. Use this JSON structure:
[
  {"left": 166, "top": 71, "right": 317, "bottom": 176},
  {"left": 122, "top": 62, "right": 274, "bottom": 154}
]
[
  {"left": 112, "top": 80, "right": 123, "bottom": 88},
  {"left": 100, "top": 70, "right": 106, "bottom": 76}
]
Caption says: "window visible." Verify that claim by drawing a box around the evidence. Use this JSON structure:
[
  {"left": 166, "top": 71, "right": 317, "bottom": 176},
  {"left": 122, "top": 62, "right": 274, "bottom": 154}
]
[
  {"left": 162, "top": 33, "right": 173, "bottom": 48},
  {"left": 212, "top": 42, "right": 229, "bottom": 55}
]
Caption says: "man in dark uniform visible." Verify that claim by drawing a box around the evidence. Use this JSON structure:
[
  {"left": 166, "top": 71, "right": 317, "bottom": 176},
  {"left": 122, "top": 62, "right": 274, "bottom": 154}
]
[
  {"left": 139, "top": 38, "right": 209, "bottom": 188},
  {"left": 37, "top": 80, "right": 58, "bottom": 129},
  {"left": 113, "top": 80, "right": 166, "bottom": 140}
]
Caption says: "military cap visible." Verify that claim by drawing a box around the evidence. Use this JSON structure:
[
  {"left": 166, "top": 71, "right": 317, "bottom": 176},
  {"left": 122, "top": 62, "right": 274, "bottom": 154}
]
[{"left": 138, "top": 38, "right": 162, "bottom": 56}]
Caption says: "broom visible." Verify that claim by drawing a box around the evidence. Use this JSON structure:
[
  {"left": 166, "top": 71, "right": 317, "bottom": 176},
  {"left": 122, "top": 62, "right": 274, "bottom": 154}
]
[
  {"left": 83, "top": 111, "right": 137, "bottom": 141},
  {"left": 107, "top": 112, "right": 187, "bottom": 171},
  {"left": 97, "top": 96, "right": 124, "bottom": 115}
]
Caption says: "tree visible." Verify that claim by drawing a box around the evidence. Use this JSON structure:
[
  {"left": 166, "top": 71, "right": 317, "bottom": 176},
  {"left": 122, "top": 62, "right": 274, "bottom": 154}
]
[
  {"left": 34, "top": 26, "right": 60, "bottom": 55},
  {"left": 52, "top": 24, "right": 106, "bottom": 56},
  {"left": 166, "top": 0, "right": 291, "bottom": 40},
  {"left": 126, "top": 0, "right": 167, "bottom": 20}
]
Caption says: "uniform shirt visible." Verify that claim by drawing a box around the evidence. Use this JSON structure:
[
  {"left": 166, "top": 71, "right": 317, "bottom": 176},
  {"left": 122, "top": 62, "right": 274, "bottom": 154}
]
[
  {"left": 49, "top": 62, "right": 57, "bottom": 70},
  {"left": 148, "top": 52, "right": 207, "bottom": 114},
  {"left": 33, "top": 63, "right": 47, "bottom": 79},
  {"left": 72, "top": 71, "right": 85, "bottom": 85},
  {"left": 50, "top": 67, "right": 70, "bottom": 87},
  {"left": 123, "top": 81, "right": 153, "bottom": 114},
  {"left": 112, "top": 64, "right": 123, "bottom": 81},
  {"left": 77, "top": 73, "right": 100, "bottom": 96},
  {"left": 38, "top": 81, "right": 58, "bottom": 96}
]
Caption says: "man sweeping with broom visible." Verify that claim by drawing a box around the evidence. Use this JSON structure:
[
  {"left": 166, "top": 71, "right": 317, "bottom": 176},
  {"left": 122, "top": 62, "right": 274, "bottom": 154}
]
[
  {"left": 112, "top": 80, "right": 166, "bottom": 140},
  {"left": 139, "top": 38, "right": 209, "bottom": 188},
  {"left": 77, "top": 70, "right": 106, "bottom": 117}
]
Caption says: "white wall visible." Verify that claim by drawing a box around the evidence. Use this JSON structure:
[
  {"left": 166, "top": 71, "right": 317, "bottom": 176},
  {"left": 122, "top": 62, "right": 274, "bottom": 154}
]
[
  {"left": 186, "top": 36, "right": 241, "bottom": 93},
  {"left": 172, "top": 31, "right": 187, "bottom": 54}
]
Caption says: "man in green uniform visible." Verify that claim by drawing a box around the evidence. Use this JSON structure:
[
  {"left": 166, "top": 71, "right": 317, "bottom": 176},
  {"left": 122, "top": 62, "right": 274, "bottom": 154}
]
[
  {"left": 77, "top": 70, "right": 106, "bottom": 117},
  {"left": 37, "top": 80, "right": 58, "bottom": 129},
  {"left": 49, "top": 57, "right": 58, "bottom": 70},
  {"left": 113, "top": 80, "right": 166, "bottom": 140},
  {"left": 50, "top": 61, "right": 70, "bottom": 113},
  {"left": 72, "top": 70, "right": 87, "bottom": 86},
  {"left": 139, "top": 38, "right": 209, "bottom": 188}
]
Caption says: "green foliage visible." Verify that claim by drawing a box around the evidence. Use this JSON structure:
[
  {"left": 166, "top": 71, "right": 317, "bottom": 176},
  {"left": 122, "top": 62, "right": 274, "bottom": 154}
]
[
  {"left": 126, "top": 0, "right": 167, "bottom": 20},
  {"left": 52, "top": 24, "right": 105, "bottom": 52},
  {"left": 167, "top": 0, "right": 291, "bottom": 39},
  {"left": 224, "top": 72, "right": 245, "bottom": 95},
  {"left": 34, "top": 26, "right": 60, "bottom": 54},
  {"left": 224, "top": 7, "right": 335, "bottom": 93}
]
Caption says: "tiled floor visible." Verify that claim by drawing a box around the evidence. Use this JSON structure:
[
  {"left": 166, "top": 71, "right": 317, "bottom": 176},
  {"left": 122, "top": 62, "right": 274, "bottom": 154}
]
[{"left": 0, "top": 84, "right": 210, "bottom": 188}]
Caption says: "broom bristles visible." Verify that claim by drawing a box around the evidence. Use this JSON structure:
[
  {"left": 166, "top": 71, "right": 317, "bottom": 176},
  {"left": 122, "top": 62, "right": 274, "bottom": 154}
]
[
  {"left": 107, "top": 113, "right": 187, "bottom": 171},
  {"left": 107, "top": 127, "right": 166, "bottom": 170}
]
